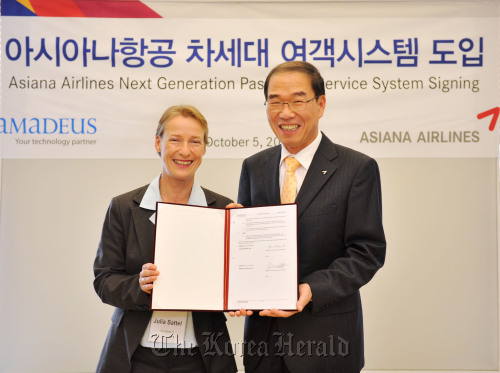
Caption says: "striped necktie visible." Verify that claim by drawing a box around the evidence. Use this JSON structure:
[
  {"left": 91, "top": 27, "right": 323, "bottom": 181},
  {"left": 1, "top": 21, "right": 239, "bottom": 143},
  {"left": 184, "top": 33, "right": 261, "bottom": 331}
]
[{"left": 281, "top": 157, "right": 301, "bottom": 204}]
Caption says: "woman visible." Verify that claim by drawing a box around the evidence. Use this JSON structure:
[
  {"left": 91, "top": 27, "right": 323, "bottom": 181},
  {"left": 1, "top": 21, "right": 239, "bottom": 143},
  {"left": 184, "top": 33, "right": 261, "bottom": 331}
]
[{"left": 93, "top": 105, "right": 238, "bottom": 373}]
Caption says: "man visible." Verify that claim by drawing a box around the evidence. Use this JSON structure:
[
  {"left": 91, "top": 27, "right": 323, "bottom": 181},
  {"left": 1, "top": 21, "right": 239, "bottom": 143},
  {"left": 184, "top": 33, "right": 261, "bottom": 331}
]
[{"left": 232, "top": 61, "right": 386, "bottom": 373}]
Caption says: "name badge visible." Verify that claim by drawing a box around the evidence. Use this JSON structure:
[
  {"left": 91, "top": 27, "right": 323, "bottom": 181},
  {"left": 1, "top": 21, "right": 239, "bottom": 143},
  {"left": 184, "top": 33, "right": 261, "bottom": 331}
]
[{"left": 147, "top": 311, "right": 188, "bottom": 347}]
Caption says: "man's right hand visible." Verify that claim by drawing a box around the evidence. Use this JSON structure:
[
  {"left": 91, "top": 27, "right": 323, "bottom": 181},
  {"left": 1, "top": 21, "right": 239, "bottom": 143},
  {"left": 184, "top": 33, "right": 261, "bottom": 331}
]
[{"left": 228, "top": 308, "right": 254, "bottom": 317}]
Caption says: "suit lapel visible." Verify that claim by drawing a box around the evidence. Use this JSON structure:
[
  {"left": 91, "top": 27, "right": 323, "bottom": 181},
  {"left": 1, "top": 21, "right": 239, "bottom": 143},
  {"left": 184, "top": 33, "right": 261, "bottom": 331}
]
[
  {"left": 204, "top": 189, "right": 217, "bottom": 207},
  {"left": 131, "top": 189, "right": 156, "bottom": 263},
  {"left": 264, "top": 146, "right": 281, "bottom": 204},
  {"left": 295, "top": 135, "right": 338, "bottom": 218}
]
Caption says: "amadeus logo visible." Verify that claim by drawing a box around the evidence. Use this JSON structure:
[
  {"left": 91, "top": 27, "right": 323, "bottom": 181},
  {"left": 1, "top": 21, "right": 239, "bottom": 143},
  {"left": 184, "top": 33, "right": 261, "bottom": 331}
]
[{"left": 0, "top": 117, "right": 97, "bottom": 134}]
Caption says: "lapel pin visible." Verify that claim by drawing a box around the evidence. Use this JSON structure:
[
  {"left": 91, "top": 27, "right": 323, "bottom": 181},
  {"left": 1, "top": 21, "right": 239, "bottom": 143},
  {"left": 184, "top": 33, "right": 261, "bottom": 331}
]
[{"left": 322, "top": 170, "right": 327, "bottom": 175}]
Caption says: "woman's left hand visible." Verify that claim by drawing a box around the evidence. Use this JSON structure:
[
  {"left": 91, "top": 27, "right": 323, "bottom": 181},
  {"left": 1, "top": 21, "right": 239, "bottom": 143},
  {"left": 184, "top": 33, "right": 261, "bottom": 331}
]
[{"left": 226, "top": 203, "right": 244, "bottom": 209}]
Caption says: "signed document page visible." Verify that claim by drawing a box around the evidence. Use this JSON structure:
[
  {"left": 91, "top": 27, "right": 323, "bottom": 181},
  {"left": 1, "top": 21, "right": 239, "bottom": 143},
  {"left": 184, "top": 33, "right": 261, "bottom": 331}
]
[
  {"left": 151, "top": 203, "right": 297, "bottom": 311},
  {"left": 227, "top": 204, "right": 298, "bottom": 310}
]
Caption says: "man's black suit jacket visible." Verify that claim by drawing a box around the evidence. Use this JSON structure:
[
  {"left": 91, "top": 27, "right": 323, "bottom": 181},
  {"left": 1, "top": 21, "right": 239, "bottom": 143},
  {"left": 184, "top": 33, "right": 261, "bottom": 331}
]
[
  {"left": 93, "top": 184, "right": 238, "bottom": 373},
  {"left": 238, "top": 133, "right": 386, "bottom": 373}
]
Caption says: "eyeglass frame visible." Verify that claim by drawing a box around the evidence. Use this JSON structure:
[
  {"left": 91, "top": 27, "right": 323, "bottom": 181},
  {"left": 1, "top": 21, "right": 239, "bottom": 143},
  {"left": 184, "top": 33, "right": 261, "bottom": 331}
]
[{"left": 264, "top": 96, "right": 320, "bottom": 112}]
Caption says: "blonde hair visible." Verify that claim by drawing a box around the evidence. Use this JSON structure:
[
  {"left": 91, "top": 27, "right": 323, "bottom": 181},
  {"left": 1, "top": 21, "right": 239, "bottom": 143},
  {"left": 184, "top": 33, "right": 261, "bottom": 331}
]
[{"left": 156, "top": 105, "right": 208, "bottom": 144}]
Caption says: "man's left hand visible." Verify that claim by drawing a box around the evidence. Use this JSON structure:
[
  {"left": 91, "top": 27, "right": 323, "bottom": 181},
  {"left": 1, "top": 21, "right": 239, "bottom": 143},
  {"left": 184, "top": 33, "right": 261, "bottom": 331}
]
[{"left": 259, "top": 283, "right": 312, "bottom": 318}]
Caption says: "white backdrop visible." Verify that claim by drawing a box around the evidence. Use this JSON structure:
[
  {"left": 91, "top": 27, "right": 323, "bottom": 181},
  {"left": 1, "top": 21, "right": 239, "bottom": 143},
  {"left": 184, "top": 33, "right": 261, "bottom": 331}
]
[{"left": 0, "top": 157, "right": 497, "bottom": 372}]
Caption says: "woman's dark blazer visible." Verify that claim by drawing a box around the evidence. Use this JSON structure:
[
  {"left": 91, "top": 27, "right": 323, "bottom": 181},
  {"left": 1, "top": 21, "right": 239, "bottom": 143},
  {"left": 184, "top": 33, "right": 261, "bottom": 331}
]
[{"left": 93, "top": 184, "right": 238, "bottom": 373}]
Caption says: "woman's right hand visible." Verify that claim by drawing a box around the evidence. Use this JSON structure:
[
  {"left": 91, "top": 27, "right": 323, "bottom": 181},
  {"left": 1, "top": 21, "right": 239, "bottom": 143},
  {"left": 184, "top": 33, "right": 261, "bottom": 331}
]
[{"left": 139, "top": 263, "right": 160, "bottom": 294}]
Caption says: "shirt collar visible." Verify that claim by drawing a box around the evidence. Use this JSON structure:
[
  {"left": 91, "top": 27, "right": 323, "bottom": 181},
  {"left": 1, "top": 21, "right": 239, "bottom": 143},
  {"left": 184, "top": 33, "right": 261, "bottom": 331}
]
[
  {"left": 140, "top": 174, "right": 162, "bottom": 212},
  {"left": 280, "top": 131, "right": 323, "bottom": 171},
  {"left": 140, "top": 175, "right": 207, "bottom": 224}
]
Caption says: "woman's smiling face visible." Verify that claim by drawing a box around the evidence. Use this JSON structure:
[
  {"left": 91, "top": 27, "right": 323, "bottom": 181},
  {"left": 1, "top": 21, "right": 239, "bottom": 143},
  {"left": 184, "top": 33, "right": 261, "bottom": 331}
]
[{"left": 155, "top": 114, "right": 206, "bottom": 183}]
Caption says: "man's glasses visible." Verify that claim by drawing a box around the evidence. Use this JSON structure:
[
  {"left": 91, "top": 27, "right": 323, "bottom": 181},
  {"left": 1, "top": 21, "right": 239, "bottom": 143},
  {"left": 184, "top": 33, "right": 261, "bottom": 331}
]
[{"left": 265, "top": 96, "right": 319, "bottom": 113}]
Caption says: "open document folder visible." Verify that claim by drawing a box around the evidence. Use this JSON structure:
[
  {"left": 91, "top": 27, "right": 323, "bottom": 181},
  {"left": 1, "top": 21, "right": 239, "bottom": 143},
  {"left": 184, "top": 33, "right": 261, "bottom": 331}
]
[{"left": 151, "top": 203, "right": 298, "bottom": 311}]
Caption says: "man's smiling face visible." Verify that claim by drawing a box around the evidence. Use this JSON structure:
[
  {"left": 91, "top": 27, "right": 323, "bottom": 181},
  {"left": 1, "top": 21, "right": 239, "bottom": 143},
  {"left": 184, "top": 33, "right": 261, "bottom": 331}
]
[{"left": 266, "top": 71, "right": 326, "bottom": 154}]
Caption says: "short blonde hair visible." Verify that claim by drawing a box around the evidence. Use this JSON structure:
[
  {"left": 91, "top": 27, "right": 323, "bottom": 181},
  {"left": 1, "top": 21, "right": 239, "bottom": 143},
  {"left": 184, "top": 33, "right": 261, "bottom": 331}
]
[{"left": 156, "top": 105, "right": 208, "bottom": 144}]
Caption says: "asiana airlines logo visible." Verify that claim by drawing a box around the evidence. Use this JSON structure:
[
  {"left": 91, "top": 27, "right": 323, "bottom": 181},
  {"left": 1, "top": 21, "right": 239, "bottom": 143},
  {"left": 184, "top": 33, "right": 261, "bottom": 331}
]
[{"left": 0, "top": 117, "right": 97, "bottom": 134}]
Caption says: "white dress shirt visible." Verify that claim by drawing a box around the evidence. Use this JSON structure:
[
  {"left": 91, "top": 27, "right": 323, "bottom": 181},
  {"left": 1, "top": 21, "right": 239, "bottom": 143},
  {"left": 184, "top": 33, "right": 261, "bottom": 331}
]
[{"left": 279, "top": 132, "right": 323, "bottom": 197}]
